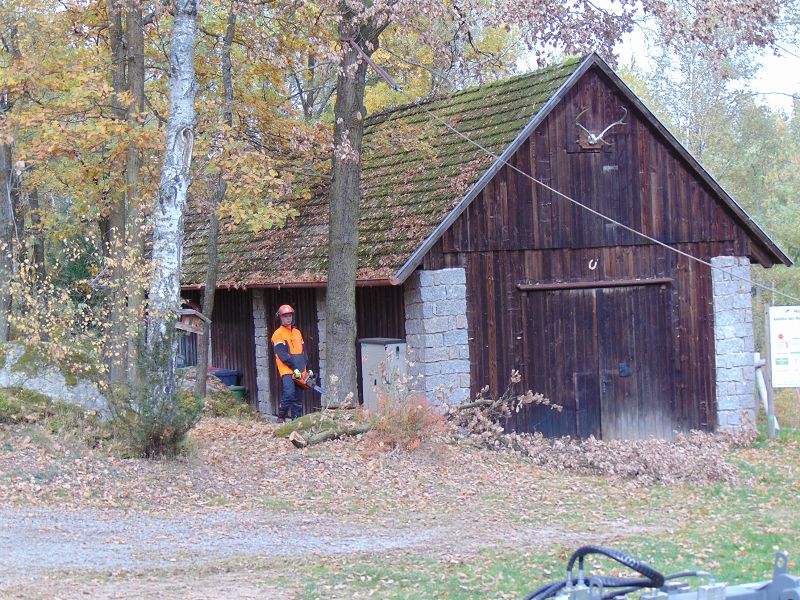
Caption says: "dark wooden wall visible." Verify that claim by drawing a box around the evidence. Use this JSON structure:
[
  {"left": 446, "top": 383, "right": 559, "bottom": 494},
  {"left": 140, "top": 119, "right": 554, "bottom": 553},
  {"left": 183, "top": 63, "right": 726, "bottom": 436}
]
[{"left": 423, "top": 66, "right": 754, "bottom": 438}]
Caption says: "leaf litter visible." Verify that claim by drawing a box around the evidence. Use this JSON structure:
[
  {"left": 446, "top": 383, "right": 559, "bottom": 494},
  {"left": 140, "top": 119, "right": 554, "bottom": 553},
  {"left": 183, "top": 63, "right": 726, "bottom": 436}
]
[{"left": 0, "top": 417, "right": 769, "bottom": 599}]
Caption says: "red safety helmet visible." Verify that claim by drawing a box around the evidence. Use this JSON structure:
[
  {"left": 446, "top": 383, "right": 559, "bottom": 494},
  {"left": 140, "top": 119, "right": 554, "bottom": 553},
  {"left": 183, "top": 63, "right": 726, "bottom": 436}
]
[{"left": 276, "top": 304, "right": 295, "bottom": 317}]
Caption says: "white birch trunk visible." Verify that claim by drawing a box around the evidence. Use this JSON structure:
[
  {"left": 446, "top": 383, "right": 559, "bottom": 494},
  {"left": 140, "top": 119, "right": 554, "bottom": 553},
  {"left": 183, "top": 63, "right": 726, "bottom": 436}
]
[{"left": 146, "top": 0, "right": 198, "bottom": 402}]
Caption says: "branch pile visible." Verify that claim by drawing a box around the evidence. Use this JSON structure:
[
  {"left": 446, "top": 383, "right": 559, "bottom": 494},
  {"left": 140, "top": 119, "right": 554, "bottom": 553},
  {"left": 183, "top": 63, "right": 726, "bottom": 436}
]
[
  {"left": 445, "top": 370, "right": 561, "bottom": 447},
  {"left": 445, "top": 371, "right": 753, "bottom": 485}
]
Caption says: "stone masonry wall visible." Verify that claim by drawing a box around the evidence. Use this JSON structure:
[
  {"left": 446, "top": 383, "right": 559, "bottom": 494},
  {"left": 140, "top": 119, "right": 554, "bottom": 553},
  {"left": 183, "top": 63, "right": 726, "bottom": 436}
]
[
  {"left": 251, "top": 289, "right": 271, "bottom": 414},
  {"left": 316, "top": 289, "right": 327, "bottom": 386},
  {"left": 711, "top": 256, "right": 756, "bottom": 431},
  {"left": 404, "top": 268, "right": 471, "bottom": 404}
]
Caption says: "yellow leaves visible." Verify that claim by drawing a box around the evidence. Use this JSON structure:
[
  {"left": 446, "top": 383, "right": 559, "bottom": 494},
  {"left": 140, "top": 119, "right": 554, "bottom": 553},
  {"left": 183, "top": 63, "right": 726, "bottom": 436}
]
[{"left": 217, "top": 198, "right": 298, "bottom": 233}]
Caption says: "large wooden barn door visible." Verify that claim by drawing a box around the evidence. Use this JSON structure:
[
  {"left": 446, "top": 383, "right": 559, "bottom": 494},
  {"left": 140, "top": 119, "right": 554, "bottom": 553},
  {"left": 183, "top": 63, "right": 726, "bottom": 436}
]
[
  {"left": 596, "top": 285, "right": 674, "bottom": 439},
  {"left": 523, "top": 282, "right": 674, "bottom": 439},
  {"left": 522, "top": 288, "right": 600, "bottom": 438}
]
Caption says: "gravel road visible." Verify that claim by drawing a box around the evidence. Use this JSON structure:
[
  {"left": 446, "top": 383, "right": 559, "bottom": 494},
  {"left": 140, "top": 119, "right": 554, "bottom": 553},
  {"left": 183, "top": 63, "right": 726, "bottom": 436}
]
[{"left": 0, "top": 507, "right": 438, "bottom": 579}]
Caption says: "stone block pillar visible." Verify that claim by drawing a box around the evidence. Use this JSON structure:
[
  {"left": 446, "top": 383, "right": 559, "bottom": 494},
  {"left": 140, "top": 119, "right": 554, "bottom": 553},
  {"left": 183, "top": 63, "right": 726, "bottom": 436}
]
[
  {"left": 404, "top": 268, "right": 471, "bottom": 404},
  {"left": 316, "top": 288, "right": 327, "bottom": 385},
  {"left": 711, "top": 256, "right": 756, "bottom": 431},
  {"left": 252, "top": 289, "right": 271, "bottom": 414}
]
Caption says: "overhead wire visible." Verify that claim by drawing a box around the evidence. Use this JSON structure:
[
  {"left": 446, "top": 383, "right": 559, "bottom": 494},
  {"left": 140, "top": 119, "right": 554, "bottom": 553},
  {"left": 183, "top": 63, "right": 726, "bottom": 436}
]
[{"left": 358, "top": 45, "right": 800, "bottom": 304}]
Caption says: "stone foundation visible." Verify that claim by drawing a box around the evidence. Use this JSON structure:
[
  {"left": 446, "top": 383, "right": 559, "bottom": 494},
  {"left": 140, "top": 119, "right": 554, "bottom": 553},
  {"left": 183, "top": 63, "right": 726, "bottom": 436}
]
[
  {"left": 404, "top": 268, "right": 471, "bottom": 405},
  {"left": 711, "top": 256, "right": 756, "bottom": 431}
]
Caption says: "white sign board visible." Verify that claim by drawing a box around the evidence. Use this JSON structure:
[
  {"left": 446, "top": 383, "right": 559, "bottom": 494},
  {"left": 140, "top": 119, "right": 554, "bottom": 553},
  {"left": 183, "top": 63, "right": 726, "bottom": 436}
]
[{"left": 768, "top": 305, "right": 800, "bottom": 388}]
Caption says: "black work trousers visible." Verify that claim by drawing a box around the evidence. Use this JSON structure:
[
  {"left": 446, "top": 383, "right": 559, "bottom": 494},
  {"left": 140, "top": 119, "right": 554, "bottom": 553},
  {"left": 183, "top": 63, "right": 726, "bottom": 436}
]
[{"left": 278, "top": 374, "right": 303, "bottom": 420}]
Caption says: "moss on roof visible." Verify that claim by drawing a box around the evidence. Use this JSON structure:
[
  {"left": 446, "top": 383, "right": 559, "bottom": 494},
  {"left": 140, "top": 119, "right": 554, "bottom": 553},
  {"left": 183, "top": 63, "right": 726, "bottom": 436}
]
[{"left": 182, "top": 55, "right": 585, "bottom": 287}]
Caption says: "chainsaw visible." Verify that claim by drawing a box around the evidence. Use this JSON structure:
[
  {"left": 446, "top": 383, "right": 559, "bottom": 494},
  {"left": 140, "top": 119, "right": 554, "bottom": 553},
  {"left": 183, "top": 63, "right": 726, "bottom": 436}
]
[{"left": 292, "top": 369, "right": 324, "bottom": 395}]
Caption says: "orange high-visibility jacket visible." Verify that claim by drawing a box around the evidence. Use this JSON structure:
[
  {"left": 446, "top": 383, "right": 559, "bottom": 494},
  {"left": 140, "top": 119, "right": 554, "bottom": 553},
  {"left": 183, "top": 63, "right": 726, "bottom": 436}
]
[{"left": 271, "top": 325, "right": 306, "bottom": 377}]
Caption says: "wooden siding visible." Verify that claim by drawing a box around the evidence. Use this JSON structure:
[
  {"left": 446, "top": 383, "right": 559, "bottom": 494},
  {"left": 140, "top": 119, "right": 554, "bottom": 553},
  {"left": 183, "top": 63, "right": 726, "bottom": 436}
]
[
  {"left": 440, "top": 70, "right": 751, "bottom": 255},
  {"left": 181, "top": 290, "right": 257, "bottom": 404},
  {"left": 460, "top": 245, "right": 724, "bottom": 438},
  {"left": 424, "top": 66, "right": 752, "bottom": 438}
]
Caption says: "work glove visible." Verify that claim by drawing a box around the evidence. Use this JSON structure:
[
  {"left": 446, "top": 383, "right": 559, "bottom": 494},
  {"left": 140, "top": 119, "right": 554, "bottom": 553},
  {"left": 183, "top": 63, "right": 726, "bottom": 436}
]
[{"left": 293, "top": 369, "right": 302, "bottom": 378}]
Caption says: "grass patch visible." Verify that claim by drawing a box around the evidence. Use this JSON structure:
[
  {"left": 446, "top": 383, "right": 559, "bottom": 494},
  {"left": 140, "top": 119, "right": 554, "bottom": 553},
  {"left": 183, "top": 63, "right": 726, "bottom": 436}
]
[
  {"left": 0, "top": 387, "right": 105, "bottom": 447},
  {"left": 0, "top": 387, "right": 54, "bottom": 423},
  {"left": 298, "top": 548, "right": 565, "bottom": 599}
]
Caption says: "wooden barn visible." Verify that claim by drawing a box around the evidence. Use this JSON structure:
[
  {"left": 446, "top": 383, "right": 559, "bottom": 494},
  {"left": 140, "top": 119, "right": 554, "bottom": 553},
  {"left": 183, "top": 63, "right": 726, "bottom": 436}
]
[{"left": 182, "top": 53, "right": 791, "bottom": 440}]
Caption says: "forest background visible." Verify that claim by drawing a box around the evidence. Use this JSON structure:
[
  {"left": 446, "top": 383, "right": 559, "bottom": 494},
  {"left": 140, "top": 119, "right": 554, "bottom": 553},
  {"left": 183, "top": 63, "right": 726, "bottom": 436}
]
[{"left": 0, "top": 0, "right": 797, "bottom": 442}]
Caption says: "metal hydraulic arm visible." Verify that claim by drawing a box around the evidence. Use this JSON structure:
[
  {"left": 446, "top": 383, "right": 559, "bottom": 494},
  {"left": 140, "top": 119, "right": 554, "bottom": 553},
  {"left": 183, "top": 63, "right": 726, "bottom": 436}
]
[{"left": 524, "top": 547, "right": 799, "bottom": 600}]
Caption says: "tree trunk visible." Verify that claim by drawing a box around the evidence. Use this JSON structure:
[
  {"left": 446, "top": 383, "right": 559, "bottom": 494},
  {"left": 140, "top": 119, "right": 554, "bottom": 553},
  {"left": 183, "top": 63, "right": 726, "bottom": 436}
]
[
  {"left": 324, "top": 9, "right": 389, "bottom": 403},
  {"left": 26, "top": 188, "right": 46, "bottom": 285},
  {"left": 0, "top": 132, "right": 13, "bottom": 342},
  {"left": 0, "top": 23, "right": 21, "bottom": 342},
  {"left": 106, "top": 0, "right": 129, "bottom": 383},
  {"left": 324, "top": 25, "right": 372, "bottom": 403},
  {"left": 125, "top": 0, "right": 146, "bottom": 384},
  {"left": 195, "top": 9, "right": 235, "bottom": 398},
  {"left": 146, "top": 0, "right": 198, "bottom": 404}
]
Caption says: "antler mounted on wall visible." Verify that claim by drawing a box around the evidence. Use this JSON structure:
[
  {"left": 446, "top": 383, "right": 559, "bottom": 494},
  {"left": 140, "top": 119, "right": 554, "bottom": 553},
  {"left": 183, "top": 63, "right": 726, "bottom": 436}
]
[{"left": 575, "top": 106, "right": 628, "bottom": 148}]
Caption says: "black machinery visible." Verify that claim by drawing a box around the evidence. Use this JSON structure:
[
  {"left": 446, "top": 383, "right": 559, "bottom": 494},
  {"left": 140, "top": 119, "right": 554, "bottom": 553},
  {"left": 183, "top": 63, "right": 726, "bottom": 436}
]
[{"left": 524, "top": 546, "right": 799, "bottom": 600}]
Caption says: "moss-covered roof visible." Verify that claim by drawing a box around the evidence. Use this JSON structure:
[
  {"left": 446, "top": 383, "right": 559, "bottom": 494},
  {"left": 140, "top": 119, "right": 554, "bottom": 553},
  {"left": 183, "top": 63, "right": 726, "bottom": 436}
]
[{"left": 182, "top": 55, "right": 585, "bottom": 287}]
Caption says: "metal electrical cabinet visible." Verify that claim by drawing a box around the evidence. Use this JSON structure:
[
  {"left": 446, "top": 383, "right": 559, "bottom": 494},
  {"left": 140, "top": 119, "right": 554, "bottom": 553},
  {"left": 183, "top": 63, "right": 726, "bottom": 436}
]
[{"left": 359, "top": 338, "right": 407, "bottom": 412}]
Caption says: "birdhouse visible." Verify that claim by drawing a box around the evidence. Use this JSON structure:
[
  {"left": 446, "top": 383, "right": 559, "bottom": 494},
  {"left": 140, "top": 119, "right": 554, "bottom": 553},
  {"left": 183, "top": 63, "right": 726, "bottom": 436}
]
[{"left": 176, "top": 301, "right": 210, "bottom": 334}]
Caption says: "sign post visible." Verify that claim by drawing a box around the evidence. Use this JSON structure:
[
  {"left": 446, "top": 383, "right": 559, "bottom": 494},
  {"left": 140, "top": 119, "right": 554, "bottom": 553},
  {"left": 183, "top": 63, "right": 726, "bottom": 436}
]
[{"left": 766, "top": 305, "right": 800, "bottom": 439}]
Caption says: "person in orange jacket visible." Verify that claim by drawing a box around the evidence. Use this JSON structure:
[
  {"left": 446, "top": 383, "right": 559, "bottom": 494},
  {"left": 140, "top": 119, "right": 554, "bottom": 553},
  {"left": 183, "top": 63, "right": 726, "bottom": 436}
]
[{"left": 271, "top": 304, "right": 312, "bottom": 422}]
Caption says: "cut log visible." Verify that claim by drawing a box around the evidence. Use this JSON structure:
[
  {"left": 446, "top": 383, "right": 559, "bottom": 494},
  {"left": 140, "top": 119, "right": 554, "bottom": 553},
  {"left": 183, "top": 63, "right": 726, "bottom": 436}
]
[
  {"left": 305, "top": 424, "right": 372, "bottom": 446},
  {"left": 288, "top": 430, "right": 307, "bottom": 448}
]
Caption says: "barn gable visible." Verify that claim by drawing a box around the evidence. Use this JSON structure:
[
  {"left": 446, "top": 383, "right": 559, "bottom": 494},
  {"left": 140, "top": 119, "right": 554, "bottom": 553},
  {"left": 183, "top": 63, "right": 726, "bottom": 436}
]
[
  {"left": 417, "top": 57, "right": 791, "bottom": 438},
  {"left": 402, "top": 54, "right": 789, "bottom": 279}
]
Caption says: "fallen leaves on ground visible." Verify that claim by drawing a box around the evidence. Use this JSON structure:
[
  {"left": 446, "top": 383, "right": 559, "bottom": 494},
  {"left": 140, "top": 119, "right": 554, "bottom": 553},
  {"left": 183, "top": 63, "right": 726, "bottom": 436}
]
[{"left": 0, "top": 418, "right": 751, "bottom": 529}]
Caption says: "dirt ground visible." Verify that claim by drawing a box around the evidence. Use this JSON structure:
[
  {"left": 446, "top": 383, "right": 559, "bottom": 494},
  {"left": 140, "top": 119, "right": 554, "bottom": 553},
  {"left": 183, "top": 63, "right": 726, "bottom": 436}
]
[{"left": 0, "top": 418, "right": 702, "bottom": 599}]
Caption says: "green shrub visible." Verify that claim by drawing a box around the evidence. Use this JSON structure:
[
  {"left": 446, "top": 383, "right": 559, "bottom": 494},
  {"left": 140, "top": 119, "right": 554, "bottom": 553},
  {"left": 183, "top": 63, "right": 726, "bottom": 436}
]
[
  {"left": 108, "top": 384, "right": 203, "bottom": 458},
  {"left": 107, "top": 335, "right": 204, "bottom": 458}
]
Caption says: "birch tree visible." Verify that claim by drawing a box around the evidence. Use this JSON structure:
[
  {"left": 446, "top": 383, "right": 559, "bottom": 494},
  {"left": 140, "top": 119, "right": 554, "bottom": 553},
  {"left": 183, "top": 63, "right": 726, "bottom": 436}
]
[
  {"left": 0, "top": 109, "right": 13, "bottom": 342},
  {"left": 146, "top": 0, "right": 198, "bottom": 405}
]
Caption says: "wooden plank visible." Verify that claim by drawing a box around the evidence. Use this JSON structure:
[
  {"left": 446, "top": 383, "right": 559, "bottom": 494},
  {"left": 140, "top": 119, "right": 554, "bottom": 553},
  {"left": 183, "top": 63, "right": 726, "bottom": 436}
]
[{"left": 518, "top": 277, "right": 672, "bottom": 291}]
